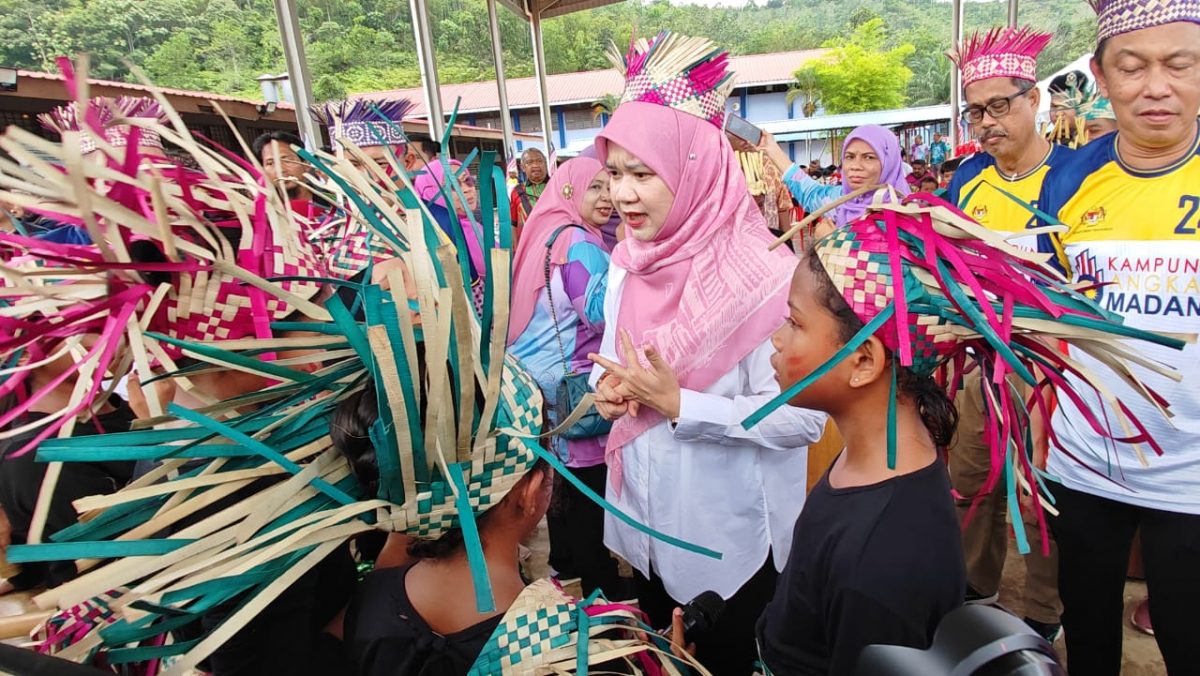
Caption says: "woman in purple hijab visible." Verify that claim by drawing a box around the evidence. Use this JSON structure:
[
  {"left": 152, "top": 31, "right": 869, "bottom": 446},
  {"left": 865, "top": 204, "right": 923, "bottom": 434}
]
[{"left": 764, "top": 124, "right": 911, "bottom": 229}]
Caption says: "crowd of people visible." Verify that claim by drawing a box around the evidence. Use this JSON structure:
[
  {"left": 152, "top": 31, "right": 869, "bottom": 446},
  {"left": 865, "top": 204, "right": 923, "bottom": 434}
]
[{"left": 0, "top": 1, "right": 1197, "bottom": 675}]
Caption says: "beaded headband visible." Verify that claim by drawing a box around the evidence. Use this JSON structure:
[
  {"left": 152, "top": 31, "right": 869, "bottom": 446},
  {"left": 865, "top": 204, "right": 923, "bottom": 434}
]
[
  {"left": 313, "top": 98, "right": 414, "bottom": 148},
  {"left": 38, "top": 95, "right": 168, "bottom": 155}
]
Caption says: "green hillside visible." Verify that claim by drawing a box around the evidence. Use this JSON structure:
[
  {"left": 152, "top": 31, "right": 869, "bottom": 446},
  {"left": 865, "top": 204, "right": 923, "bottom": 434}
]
[{"left": 0, "top": 0, "right": 1097, "bottom": 103}]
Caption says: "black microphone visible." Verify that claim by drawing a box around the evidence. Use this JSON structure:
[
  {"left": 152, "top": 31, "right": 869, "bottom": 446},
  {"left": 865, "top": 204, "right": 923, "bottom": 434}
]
[{"left": 675, "top": 590, "right": 726, "bottom": 643}]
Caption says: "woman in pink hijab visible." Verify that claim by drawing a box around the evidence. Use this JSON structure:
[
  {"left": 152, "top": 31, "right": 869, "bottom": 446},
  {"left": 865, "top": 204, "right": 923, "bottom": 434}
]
[
  {"left": 507, "top": 156, "right": 620, "bottom": 600},
  {"left": 585, "top": 32, "right": 828, "bottom": 674}
]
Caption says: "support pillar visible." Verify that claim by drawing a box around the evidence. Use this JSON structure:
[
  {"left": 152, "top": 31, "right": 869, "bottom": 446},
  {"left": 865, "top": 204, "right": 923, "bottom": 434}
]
[
  {"left": 272, "top": 0, "right": 319, "bottom": 149},
  {"left": 409, "top": 0, "right": 445, "bottom": 139},
  {"left": 529, "top": 9, "right": 556, "bottom": 159},
  {"left": 486, "top": 0, "right": 517, "bottom": 161},
  {"left": 950, "top": 0, "right": 965, "bottom": 151}
]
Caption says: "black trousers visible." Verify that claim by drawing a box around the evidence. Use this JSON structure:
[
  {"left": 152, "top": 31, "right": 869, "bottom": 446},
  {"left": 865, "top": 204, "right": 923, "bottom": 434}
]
[
  {"left": 547, "top": 463, "right": 622, "bottom": 599},
  {"left": 635, "top": 552, "right": 779, "bottom": 676},
  {"left": 1050, "top": 482, "right": 1200, "bottom": 676}
]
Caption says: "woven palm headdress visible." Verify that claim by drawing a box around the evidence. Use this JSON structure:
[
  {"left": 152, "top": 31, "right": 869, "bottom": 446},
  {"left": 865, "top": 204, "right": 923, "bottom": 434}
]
[
  {"left": 745, "top": 192, "right": 1191, "bottom": 555},
  {"left": 1, "top": 61, "right": 715, "bottom": 674}
]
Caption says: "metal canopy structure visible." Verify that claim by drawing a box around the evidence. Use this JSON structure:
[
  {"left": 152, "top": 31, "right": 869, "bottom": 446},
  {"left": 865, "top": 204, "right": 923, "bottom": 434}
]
[
  {"left": 271, "top": 0, "right": 624, "bottom": 162},
  {"left": 499, "top": 0, "right": 625, "bottom": 160},
  {"left": 272, "top": 0, "right": 1020, "bottom": 160}
]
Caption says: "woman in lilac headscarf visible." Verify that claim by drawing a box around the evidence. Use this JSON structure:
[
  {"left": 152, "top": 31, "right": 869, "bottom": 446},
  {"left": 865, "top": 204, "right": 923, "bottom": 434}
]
[{"left": 763, "top": 124, "right": 910, "bottom": 230}]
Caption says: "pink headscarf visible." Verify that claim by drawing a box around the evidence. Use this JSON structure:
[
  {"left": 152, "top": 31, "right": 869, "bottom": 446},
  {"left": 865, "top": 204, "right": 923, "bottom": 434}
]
[
  {"left": 413, "top": 159, "right": 485, "bottom": 277},
  {"left": 507, "top": 157, "right": 607, "bottom": 344},
  {"left": 595, "top": 101, "right": 796, "bottom": 490},
  {"left": 414, "top": 158, "right": 461, "bottom": 207}
]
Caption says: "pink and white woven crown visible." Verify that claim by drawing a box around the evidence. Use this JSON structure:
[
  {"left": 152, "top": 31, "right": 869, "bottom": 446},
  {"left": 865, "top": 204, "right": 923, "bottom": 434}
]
[
  {"left": 38, "top": 97, "right": 168, "bottom": 155},
  {"left": 1089, "top": 0, "right": 1200, "bottom": 41},
  {"left": 947, "top": 27, "right": 1052, "bottom": 89},
  {"left": 607, "top": 31, "right": 735, "bottom": 128}
]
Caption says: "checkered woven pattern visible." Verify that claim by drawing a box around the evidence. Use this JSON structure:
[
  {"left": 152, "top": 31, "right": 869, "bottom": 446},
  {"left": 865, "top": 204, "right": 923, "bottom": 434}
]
[
  {"left": 948, "top": 27, "right": 1052, "bottom": 88},
  {"left": 75, "top": 127, "right": 164, "bottom": 155},
  {"left": 391, "top": 356, "right": 543, "bottom": 539},
  {"left": 470, "top": 580, "right": 578, "bottom": 674},
  {"left": 1089, "top": 0, "right": 1200, "bottom": 40},
  {"left": 961, "top": 54, "right": 1038, "bottom": 87},
  {"left": 325, "top": 220, "right": 395, "bottom": 279},
  {"left": 815, "top": 218, "right": 956, "bottom": 376},
  {"left": 469, "top": 578, "right": 681, "bottom": 674},
  {"left": 610, "top": 31, "right": 736, "bottom": 129},
  {"left": 155, "top": 232, "right": 325, "bottom": 349}
]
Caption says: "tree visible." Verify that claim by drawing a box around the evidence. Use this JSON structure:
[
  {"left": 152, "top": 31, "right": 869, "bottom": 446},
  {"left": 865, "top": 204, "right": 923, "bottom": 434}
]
[
  {"left": 785, "top": 70, "right": 821, "bottom": 118},
  {"left": 906, "top": 52, "right": 951, "bottom": 106},
  {"left": 0, "top": 0, "right": 1097, "bottom": 104},
  {"left": 592, "top": 93, "right": 621, "bottom": 121},
  {"left": 794, "top": 18, "right": 914, "bottom": 115}
]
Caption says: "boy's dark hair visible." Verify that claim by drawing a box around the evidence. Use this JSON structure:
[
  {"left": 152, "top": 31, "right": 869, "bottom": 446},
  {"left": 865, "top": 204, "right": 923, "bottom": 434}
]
[
  {"left": 251, "top": 131, "right": 305, "bottom": 161},
  {"left": 804, "top": 250, "right": 959, "bottom": 447}
]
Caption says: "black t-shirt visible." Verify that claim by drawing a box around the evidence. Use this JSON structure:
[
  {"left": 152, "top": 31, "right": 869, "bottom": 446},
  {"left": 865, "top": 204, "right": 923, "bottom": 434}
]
[
  {"left": 756, "top": 455, "right": 965, "bottom": 676},
  {"left": 343, "top": 564, "right": 502, "bottom": 676},
  {"left": 0, "top": 399, "right": 137, "bottom": 589}
]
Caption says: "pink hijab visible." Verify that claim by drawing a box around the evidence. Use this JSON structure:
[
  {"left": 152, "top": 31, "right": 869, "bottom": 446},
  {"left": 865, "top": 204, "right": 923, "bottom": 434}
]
[
  {"left": 413, "top": 158, "right": 461, "bottom": 206},
  {"left": 507, "top": 157, "right": 607, "bottom": 344},
  {"left": 413, "top": 159, "right": 485, "bottom": 276},
  {"left": 595, "top": 101, "right": 796, "bottom": 490}
]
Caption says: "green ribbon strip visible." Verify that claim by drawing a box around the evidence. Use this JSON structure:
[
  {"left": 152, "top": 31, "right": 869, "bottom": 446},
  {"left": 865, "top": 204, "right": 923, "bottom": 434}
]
[
  {"left": 743, "top": 303, "right": 897, "bottom": 430},
  {"left": 6, "top": 539, "right": 195, "bottom": 562}
]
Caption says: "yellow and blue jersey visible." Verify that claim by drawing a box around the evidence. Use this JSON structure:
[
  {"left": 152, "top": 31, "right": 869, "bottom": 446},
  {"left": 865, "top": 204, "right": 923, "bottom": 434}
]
[
  {"left": 1036, "top": 127, "right": 1200, "bottom": 514},
  {"left": 947, "top": 144, "right": 1074, "bottom": 249}
]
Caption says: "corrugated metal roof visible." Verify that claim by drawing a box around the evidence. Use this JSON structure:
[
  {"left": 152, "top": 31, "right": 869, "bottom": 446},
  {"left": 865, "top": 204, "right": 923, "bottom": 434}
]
[
  {"left": 763, "top": 105, "right": 952, "bottom": 140},
  {"left": 16, "top": 70, "right": 295, "bottom": 109},
  {"left": 355, "top": 49, "right": 827, "bottom": 116}
]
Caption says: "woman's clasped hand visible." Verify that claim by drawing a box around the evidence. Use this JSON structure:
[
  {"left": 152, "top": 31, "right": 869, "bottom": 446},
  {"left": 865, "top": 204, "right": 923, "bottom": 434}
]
[{"left": 588, "top": 329, "right": 681, "bottom": 422}]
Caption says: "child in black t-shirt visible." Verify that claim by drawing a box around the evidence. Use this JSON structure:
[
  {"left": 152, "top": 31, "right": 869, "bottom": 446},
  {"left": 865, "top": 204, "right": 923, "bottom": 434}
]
[
  {"left": 755, "top": 253, "right": 965, "bottom": 675},
  {"left": 747, "top": 197, "right": 1184, "bottom": 675}
]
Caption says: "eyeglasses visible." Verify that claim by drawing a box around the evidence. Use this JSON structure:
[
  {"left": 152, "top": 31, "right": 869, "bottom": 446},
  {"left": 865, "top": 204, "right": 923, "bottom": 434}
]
[{"left": 962, "top": 88, "right": 1031, "bottom": 124}]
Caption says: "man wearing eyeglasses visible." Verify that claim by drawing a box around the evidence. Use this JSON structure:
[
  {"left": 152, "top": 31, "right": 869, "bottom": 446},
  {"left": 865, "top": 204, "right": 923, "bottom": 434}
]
[
  {"left": 942, "top": 26, "right": 1068, "bottom": 647},
  {"left": 1035, "top": 3, "right": 1200, "bottom": 674},
  {"left": 946, "top": 28, "right": 1074, "bottom": 250}
]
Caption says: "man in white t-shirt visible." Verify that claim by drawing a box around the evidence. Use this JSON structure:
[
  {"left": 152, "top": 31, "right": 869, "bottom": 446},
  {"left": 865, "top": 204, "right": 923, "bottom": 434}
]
[{"left": 1035, "top": 4, "right": 1200, "bottom": 674}]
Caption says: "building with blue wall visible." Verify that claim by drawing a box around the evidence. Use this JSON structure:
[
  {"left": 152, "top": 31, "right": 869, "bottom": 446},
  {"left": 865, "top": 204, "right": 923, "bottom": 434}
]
[{"left": 356, "top": 49, "right": 828, "bottom": 165}]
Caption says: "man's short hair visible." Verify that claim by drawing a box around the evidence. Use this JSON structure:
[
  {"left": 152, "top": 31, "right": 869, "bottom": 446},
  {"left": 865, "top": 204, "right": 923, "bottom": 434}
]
[
  {"left": 252, "top": 131, "right": 304, "bottom": 160},
  {"left": 521, "top": 148, "right": 546, "bottom": 161}
]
